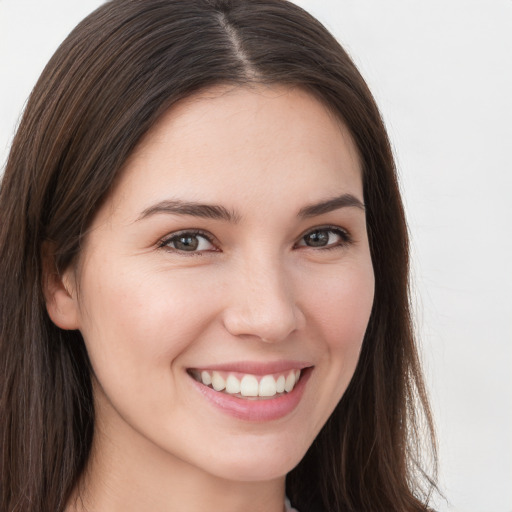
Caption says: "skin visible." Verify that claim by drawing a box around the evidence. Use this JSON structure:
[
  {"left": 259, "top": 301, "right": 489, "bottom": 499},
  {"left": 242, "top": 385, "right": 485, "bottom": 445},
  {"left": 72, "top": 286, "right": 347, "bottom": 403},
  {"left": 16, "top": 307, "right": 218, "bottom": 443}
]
[{"left": 46, "top": 85, "right": 375, "bottom": 512}]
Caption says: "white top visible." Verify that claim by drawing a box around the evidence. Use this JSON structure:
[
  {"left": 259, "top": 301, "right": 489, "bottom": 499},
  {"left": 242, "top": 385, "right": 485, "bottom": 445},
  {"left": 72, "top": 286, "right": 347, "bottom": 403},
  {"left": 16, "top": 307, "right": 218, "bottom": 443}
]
[{"left": 284, "top": 497, "right": 299, "bottom": 512}]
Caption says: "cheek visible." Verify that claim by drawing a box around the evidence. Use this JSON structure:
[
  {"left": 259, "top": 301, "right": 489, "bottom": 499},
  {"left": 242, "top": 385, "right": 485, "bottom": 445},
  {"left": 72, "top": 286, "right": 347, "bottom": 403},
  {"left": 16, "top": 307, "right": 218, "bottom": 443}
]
[
  {"left": 288, "top": 258, "right": 374, "bottom": 439},
  {"left": 304, "top": 259, "right": 375, "bottom": 352},
  {"left": 77, "top": 262, "right": 220, "bottom": 380}
]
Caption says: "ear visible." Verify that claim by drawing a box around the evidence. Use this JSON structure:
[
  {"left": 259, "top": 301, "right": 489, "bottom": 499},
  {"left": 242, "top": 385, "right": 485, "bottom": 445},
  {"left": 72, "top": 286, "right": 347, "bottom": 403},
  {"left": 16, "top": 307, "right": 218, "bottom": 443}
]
[{"left": 42, "top": 243, "right": 81, "bottom": 330}]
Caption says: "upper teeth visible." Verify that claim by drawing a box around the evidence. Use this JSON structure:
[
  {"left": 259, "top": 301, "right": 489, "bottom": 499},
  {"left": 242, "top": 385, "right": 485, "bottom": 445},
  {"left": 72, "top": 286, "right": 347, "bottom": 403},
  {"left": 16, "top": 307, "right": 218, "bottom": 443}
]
[{"left": 193, "top": 370, "right": 301, "bottom": 397}]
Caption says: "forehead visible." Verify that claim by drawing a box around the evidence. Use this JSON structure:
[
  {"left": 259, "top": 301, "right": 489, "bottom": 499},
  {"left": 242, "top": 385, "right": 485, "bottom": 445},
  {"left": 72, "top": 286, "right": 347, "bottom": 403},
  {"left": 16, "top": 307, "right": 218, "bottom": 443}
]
[{"left": 104, "top": 85, "right": 363, "bottom": 221}]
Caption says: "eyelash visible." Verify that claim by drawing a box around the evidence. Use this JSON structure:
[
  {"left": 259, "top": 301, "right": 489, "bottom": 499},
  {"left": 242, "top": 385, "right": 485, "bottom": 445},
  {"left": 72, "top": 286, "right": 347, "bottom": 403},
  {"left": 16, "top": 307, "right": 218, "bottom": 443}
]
[
  {"left": 295, "top": 225, "right": 352, "bottom": 251},
  {"left": 158, "top": 230, "right": 218, "bottom": 255},
  {"left": 158, "top": 226, "right": 352, "bottom": 255}
]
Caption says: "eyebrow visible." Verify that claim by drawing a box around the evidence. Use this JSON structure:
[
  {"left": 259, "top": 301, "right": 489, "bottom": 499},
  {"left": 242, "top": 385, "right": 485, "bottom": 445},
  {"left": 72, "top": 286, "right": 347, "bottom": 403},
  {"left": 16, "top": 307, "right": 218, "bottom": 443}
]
[
  {"left": 298, "top": 194, "right": 365, "bottom": 217},
  {"left": 137, "top": 193, "right": 364, "bottom": 223},
  {"left": 137, "top": 200, "right": 240, "bottom": 223}
]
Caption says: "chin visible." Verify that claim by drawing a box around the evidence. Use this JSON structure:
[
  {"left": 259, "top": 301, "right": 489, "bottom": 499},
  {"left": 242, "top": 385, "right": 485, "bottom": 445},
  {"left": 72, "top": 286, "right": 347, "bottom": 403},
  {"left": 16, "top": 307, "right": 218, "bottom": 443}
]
[{"left": 202, "top": 436, "right": 308, "bottom": 483}]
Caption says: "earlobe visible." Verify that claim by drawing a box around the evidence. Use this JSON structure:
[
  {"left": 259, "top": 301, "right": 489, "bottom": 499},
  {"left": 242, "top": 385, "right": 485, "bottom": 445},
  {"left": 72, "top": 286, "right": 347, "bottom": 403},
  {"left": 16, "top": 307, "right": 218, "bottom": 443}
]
[{"left": 42, "top": 246, "right": 81, "bottom": 330}]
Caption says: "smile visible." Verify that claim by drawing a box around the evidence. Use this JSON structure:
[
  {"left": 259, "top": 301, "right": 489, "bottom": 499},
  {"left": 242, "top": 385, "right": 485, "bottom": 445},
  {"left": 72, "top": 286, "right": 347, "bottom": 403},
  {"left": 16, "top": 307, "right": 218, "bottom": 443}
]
[
  {"left": 187, "top": 364, "right": 313, "bottom": 421},
  {"left": 188, "top": 369, "right": 302, "bottom": 399}
]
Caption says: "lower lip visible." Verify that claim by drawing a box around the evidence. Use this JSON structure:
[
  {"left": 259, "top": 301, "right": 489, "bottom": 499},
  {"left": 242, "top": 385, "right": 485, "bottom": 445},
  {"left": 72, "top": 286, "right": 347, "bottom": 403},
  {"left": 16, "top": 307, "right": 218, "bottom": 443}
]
[{"left": 189, "top": 368, "right": 312, "bottom": 422}]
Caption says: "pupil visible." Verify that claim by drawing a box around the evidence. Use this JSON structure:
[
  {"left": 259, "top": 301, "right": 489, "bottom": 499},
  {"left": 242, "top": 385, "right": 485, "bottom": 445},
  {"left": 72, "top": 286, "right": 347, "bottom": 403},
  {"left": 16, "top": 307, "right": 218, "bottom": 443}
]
[
  {"left": 306, "top": 230, "right": 328, "bottom": 247},
  {"left": 176, "top": 235, "right": 198, "bottom": 251}
]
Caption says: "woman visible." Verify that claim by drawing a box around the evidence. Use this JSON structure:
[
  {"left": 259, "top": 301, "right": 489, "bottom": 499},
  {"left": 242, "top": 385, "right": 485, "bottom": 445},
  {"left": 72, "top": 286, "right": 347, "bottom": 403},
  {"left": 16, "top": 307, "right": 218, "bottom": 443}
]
[{"left": 0, "top": 1, "right": 437, "bottom": 511}]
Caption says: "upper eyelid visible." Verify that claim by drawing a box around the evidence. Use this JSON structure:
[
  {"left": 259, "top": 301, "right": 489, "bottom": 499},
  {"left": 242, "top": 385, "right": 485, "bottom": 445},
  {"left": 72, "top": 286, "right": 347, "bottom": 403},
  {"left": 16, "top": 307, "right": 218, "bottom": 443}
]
[
  {"left": 158, "top": 229, "right": 218, "bottom": 248},
  {"left": 296, "top": 225, "right": 351, "bottom": 241}
]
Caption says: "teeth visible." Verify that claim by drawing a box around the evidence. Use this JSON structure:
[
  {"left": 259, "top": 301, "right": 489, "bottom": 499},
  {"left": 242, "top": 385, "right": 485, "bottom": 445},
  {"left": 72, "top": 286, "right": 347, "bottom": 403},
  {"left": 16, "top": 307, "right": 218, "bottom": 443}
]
[
  {"left": 225, "top": 374, "right": 241, "bottom": 394},
  {"left": 211, "top": 371, "right": 226, "bottom": 391},
  {"left": 259, "top": 375, "right": 277, "bottom": 397},
  {"left": 201, "top": 370, "right": 212, "bottom": 386},
  {"left": 240, "top": 375, "right": 259, "bottom": 396},
  {"left": 195, "top": 369, "right": 303, "bottom": 397},
  {"left": 276, "top": 375, "right": 285, "bottom": 393},
  {"left": 284, "top": 371, "right": 296, "bottom": 392}
]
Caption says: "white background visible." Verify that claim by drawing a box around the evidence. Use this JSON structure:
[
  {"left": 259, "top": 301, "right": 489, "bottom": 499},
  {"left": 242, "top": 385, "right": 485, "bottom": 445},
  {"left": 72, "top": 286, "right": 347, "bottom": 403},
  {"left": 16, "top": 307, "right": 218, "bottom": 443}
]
[{"left": 1, "top": 2, "right": 511, "bottom": 511}]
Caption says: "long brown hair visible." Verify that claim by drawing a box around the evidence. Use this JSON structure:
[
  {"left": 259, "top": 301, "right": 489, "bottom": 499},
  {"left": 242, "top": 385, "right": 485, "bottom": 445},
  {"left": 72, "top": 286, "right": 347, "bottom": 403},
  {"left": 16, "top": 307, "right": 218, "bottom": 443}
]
[{"left": 0, "top": 1, "right": 437, "bottom": 511}]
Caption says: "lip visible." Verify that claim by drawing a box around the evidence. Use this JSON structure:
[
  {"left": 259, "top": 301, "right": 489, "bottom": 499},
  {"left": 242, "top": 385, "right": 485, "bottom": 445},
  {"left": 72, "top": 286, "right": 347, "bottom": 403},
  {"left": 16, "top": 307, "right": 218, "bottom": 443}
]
[
  {"left": 188, "top": 365, "right": 313, "bottom": 422},
  {"left": 191, "top": 360, "right": 312, "bottom": 375}
]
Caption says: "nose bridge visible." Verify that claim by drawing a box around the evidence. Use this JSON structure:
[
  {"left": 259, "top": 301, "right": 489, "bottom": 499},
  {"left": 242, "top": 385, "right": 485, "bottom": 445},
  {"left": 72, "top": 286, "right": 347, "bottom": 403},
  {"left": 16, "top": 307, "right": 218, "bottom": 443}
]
[{"left": 222, "top": 248, "right": 301, "bottom": 343}]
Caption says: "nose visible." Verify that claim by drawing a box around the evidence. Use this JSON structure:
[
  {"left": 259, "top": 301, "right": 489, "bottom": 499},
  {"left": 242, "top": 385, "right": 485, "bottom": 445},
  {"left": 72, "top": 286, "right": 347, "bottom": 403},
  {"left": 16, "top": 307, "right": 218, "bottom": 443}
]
[{"left": 221, "top": 255, "right": 304, "bottom": 343}]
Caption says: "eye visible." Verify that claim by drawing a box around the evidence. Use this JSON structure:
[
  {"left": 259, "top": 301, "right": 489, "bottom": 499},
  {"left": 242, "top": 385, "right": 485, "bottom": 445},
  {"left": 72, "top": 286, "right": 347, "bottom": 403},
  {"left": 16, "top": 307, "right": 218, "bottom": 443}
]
[
  {"left": 159, "top": 230, "right": 216, "bottom": 253},
  {"left": 296, "top": 226, "right": 351, "bottom": 249}
]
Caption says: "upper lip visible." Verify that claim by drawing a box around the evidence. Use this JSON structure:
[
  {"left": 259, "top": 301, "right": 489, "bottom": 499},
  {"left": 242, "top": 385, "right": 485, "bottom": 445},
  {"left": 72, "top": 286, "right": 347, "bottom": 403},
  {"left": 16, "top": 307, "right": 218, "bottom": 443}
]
[{"left": 188, "top": 361, "right": 313, "bottom": 375}]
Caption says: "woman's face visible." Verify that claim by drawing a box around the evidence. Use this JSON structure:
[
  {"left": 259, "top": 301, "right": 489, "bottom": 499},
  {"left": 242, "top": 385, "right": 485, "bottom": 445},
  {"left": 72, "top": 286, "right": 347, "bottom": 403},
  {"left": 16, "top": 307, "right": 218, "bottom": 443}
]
[{"left": 56, "top": 86, "right": 374, "bottom": 482}]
